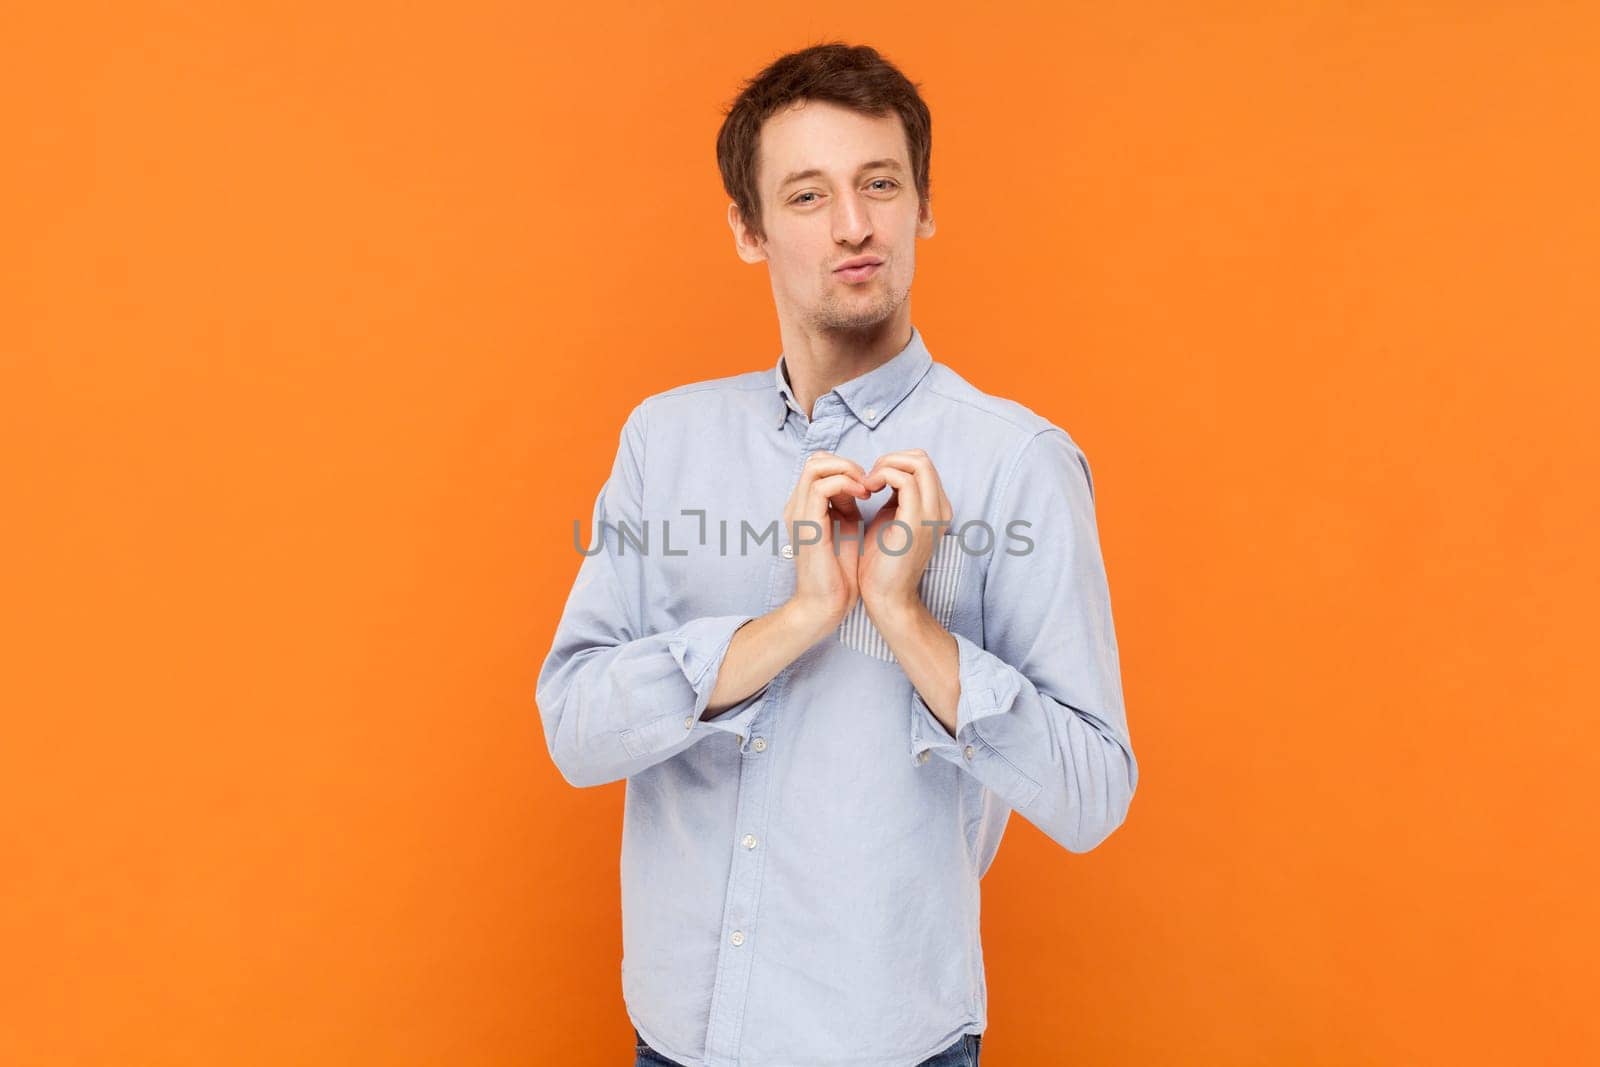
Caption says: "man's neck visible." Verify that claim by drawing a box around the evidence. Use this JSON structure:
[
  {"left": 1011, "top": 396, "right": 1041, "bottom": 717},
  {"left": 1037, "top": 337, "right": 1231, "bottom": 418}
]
[{"left": 780, "top": 314, "right": 912, "bottom": 421}]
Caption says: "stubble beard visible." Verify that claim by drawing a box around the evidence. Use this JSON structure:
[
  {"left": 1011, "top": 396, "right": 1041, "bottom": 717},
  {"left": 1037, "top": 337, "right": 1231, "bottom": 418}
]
[{"left": 810, "top": 270, "right": 909, "bottom": 333}]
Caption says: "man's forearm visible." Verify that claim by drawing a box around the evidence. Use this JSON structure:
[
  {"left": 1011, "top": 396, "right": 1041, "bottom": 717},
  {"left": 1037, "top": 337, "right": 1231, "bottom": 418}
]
[
  {"left": 871, "top": 597, "right": 960, "bottom": 737},
  {"left": 703, "top": 600, "right": 837, "bottom": 718}
]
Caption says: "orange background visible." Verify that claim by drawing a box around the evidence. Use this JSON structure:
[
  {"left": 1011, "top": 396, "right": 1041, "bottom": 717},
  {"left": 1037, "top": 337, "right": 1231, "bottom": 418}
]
[{"left": 4, "top": 3, "right": 1597, "bottom": 1064}]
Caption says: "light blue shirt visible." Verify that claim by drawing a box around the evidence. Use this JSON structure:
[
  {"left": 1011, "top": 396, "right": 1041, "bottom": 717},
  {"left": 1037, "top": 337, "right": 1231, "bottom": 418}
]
[{"left": 536, "top": 325, "right": 1138, "bottom": 1067}]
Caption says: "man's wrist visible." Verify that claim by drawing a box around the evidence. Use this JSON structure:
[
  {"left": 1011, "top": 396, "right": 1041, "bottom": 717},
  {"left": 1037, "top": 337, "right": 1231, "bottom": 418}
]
[
  {"left": 778, "top": 597, "right": 845, "bottom": 645},
  {"left": 863, "top": 593, "right": 931, "bottom": 638}
]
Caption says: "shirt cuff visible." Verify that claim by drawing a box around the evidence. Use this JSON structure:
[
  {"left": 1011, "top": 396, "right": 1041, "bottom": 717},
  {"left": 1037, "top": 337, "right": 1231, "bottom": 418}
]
[
  {"left": 908, "top": 630, "right": 1023, "bottom": 764},
  {"left": 665, "top": 614, "right": 769, "bottom": 739},
  {"left": 701, "top": 685, "right": 770, "bottom": 748}
]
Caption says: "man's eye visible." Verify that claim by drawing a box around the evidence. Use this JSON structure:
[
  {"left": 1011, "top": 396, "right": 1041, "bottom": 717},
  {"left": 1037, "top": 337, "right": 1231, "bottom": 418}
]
[
  {"left": 794, "top": 192, "right": 818, "bottom": 205},
  {"left": 869, "top": 179, "right": 899, "bottom": 191}
]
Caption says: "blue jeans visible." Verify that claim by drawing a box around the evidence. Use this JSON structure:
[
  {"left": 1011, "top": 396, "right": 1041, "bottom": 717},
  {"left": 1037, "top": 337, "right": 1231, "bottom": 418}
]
[{"left": 633, "top": 1027, "right": 982, "bottom": 1066}]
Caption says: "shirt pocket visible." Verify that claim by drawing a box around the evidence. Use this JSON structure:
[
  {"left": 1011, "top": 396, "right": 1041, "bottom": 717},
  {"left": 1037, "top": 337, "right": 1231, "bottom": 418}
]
[{"left": 836, "top": 533, "right": 965, "bottom": 664}]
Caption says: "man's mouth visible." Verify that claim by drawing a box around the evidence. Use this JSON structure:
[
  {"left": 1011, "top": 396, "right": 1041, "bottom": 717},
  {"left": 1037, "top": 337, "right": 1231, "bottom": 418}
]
[{"left": 834, "top": 258, "right": 883, "bottom": 282}]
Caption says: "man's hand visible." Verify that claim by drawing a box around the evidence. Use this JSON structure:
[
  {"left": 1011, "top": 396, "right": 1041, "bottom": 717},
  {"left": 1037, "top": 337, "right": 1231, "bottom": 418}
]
[
  {"left": 858, "top": 448, "right": 953, "bottom": 624},
  {"left": 782, "top": 451, "right": 870, "bottom": 634}
]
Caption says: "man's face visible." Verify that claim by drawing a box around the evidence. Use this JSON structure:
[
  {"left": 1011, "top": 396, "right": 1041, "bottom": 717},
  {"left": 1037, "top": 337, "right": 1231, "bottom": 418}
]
[{"left": 733, "top": 98, "right": 935, "bottom": 333}]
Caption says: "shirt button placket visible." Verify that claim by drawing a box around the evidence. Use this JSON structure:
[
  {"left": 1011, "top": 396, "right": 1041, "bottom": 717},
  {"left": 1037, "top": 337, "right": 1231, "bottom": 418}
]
[
  {"left": 705, "top": 408, "right": 844, "bottom": 1064},
  {"left": 704, "top": 694, "right": 782, "bottom": 1063}
]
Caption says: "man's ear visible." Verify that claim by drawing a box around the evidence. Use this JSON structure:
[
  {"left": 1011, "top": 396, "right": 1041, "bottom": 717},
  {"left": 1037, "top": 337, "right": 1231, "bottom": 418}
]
[
  {"left": 916, "top": 198, "right": 936, "bottom": 240},
  {"left": 728, "top": 202, "right": 768, "bottom": 264}
]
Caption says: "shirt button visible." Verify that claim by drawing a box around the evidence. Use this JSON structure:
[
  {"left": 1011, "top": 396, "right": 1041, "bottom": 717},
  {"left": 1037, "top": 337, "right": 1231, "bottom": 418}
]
[
  {"left": 964, "top": 744, "right": 975, "bottom": 761},
  {"left": 916, "top": 750, "right": 930, "bottom": 765},
  {"left": 780, "top": 544, "right": 795, "bottom": 559},
  {"left": 865, "top": 406, "right": 877, "bottom": 420},
  {"left": 751, "top": 737, "right": 767, "bottom": 752},
  {"left": 730, "top": 930, "right": 746, "bottom": 946},
  {"left": 741, "top": 834, "right": 757, "bottom": 849},
  {"left": 684, "top": 716, "right": 694, "bottom": 730}
]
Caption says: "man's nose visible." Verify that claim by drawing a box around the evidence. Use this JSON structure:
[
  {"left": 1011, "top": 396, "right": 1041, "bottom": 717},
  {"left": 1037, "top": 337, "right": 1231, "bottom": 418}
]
[{"left": 831, "top": 191, "right": 873, "bottom": 245}]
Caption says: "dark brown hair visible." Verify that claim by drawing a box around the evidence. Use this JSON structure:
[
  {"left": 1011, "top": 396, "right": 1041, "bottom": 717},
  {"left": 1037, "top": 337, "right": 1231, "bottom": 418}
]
[{"left": 716, "top": 41, "right": 933, "bottom": 244}]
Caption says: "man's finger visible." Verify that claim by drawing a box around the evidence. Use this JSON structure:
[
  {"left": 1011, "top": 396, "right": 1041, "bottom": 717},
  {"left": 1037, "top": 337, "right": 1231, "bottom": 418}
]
[
  {"left": 866, "top": 450, "right": 941, "bottom": 514},
  {"left": 803, "top": 474, "right": 868, "bottom": 531}
]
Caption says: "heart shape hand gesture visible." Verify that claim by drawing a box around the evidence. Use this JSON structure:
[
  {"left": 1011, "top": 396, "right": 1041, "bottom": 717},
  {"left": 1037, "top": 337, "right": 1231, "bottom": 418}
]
[{"left": 781, "top": 448, "right": 953, "bottom": 635}]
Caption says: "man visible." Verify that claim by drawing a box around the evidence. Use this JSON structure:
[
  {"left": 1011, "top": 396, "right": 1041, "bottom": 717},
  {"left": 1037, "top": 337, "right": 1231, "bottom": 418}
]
[{"left": 537, "top": 41, "right": 1138, "bottom": 1067}]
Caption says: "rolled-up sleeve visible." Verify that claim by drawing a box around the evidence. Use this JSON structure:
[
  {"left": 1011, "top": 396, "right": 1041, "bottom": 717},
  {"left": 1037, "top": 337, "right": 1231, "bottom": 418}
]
[
  {"left": 536, "top": 402, "right": 769, "bottom": 788},
  {"left": 908, "top": 428, "right": 1138, "bottom": 852}
]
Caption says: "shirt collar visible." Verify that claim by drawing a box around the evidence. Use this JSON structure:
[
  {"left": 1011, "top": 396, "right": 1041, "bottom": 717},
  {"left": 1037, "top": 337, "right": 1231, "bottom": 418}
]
[{"left": 771, "top": 324, "right": 935, "bottom": 431}]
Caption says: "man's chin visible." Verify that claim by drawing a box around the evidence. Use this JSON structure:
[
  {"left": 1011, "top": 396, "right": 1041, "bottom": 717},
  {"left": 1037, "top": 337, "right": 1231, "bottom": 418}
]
[{"left": 813, "top": 298, "right": 903, "bottom": 332}]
